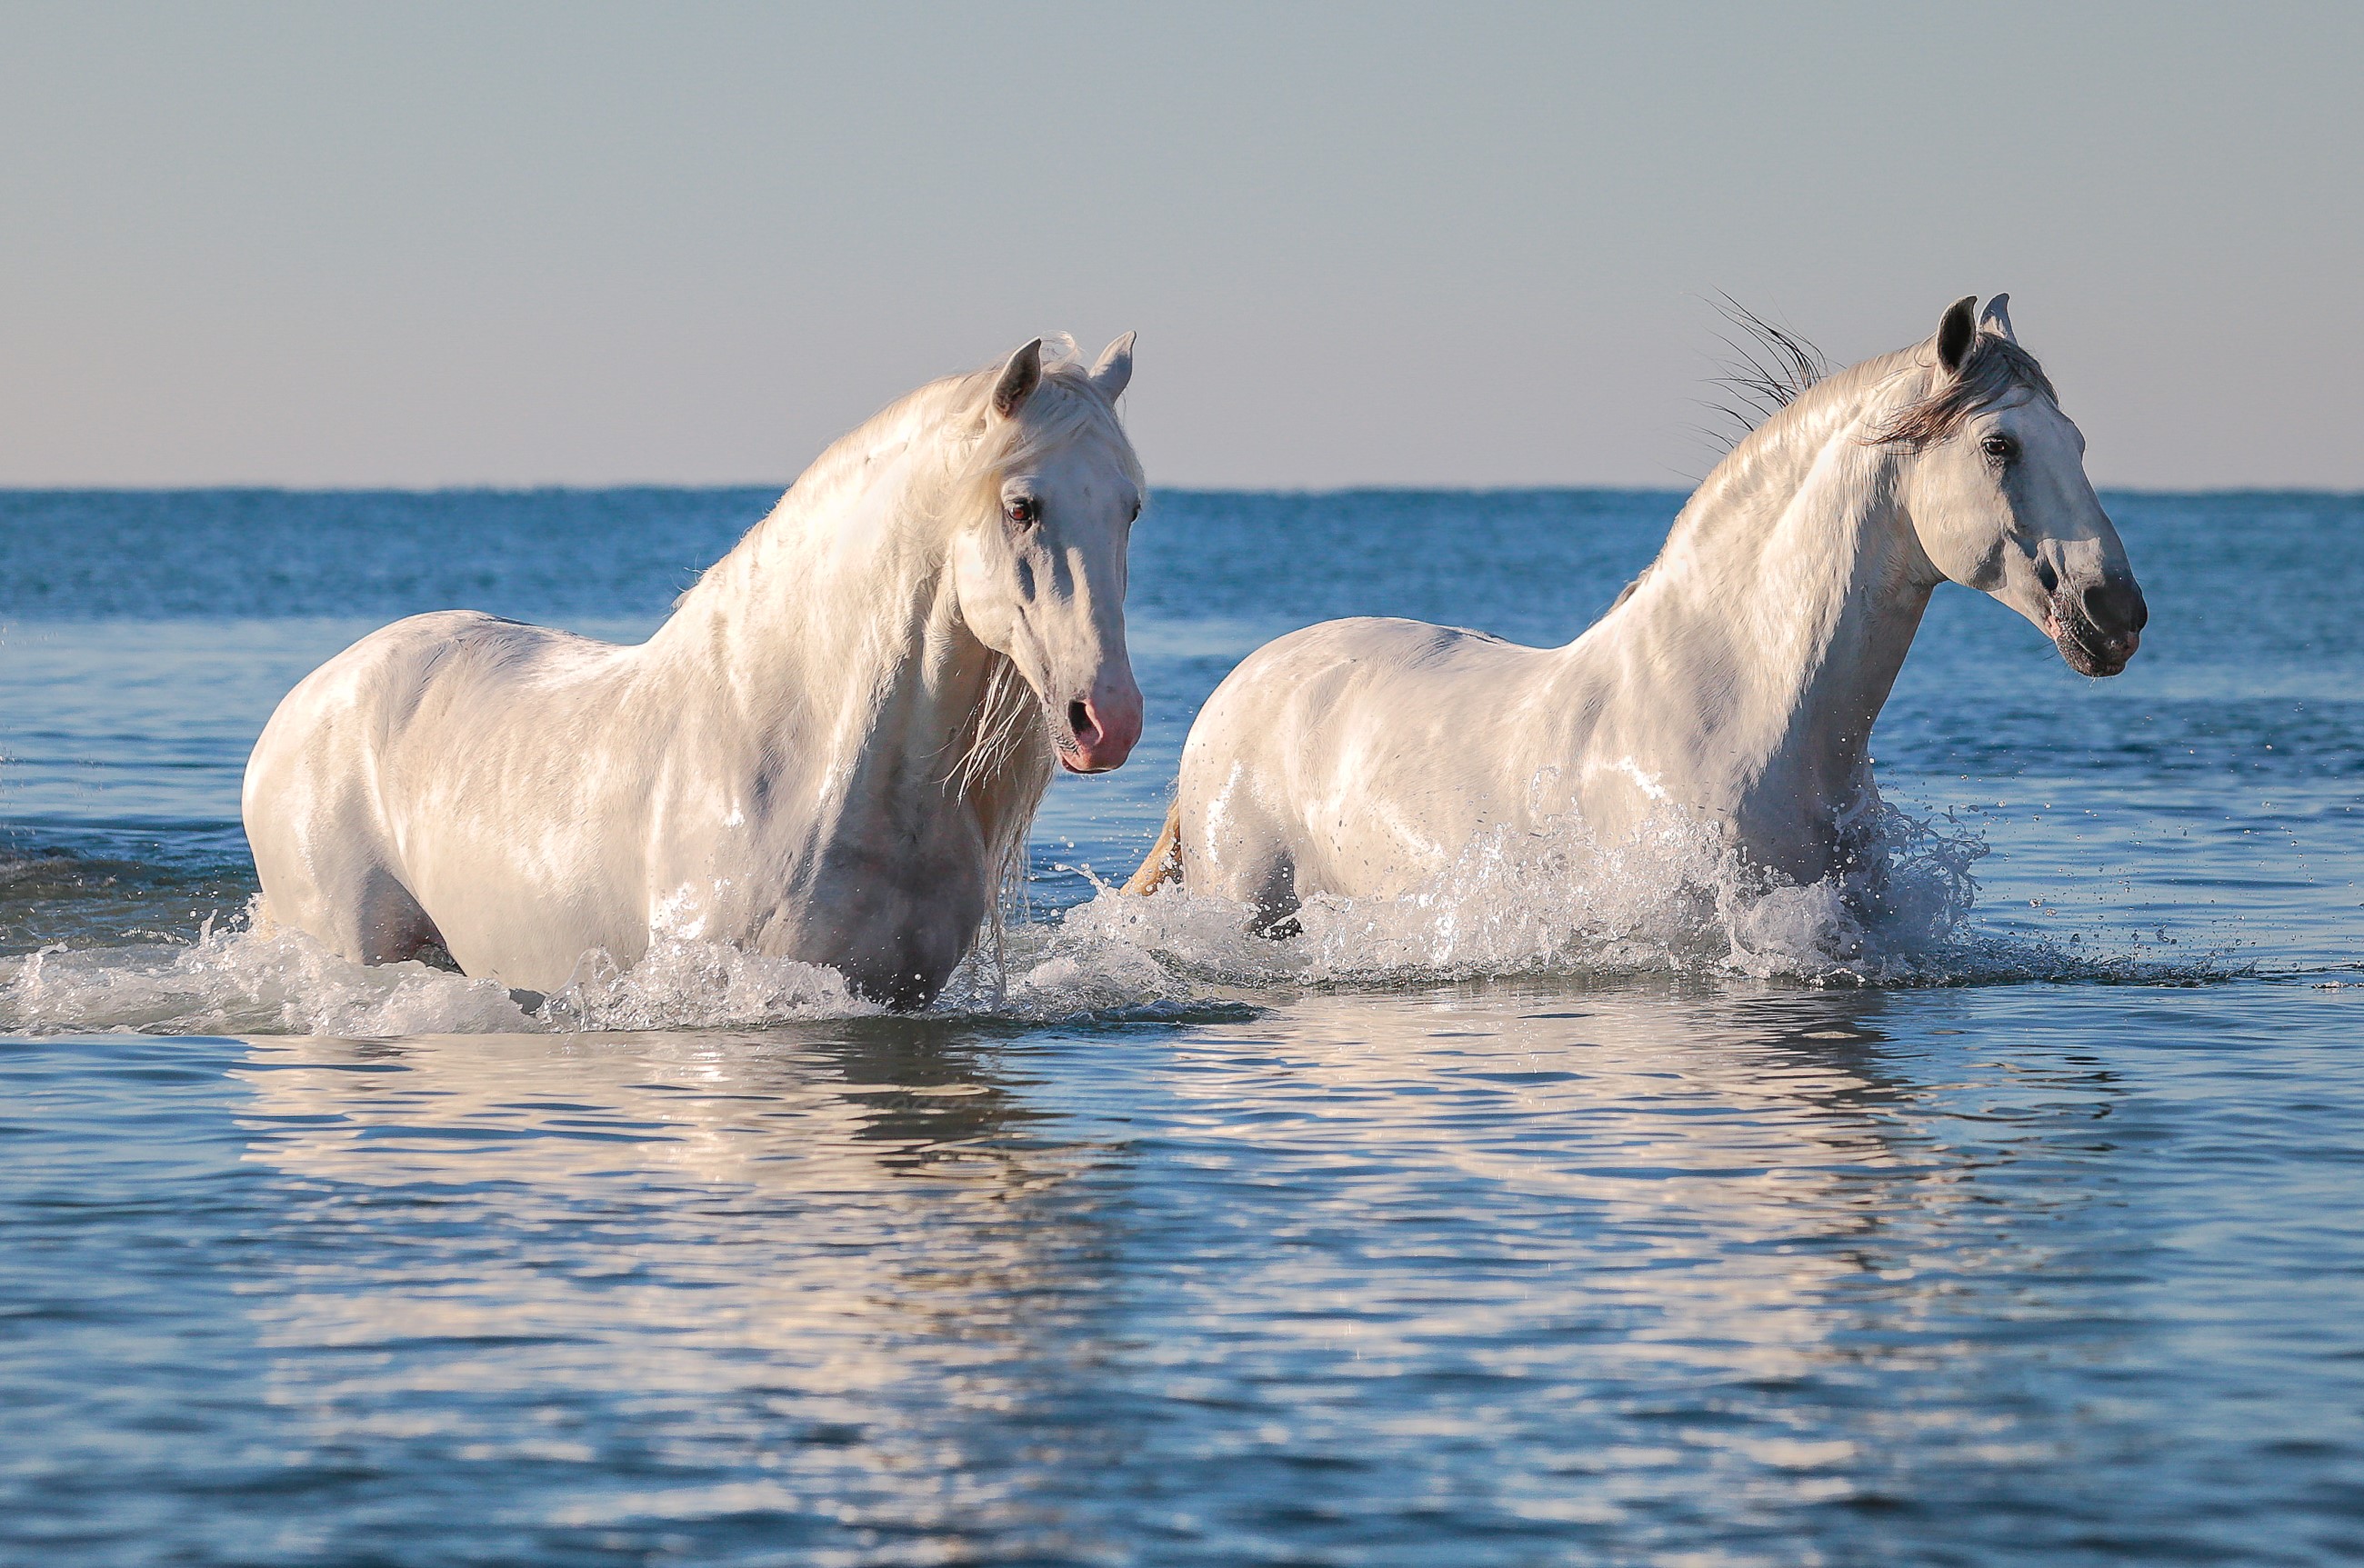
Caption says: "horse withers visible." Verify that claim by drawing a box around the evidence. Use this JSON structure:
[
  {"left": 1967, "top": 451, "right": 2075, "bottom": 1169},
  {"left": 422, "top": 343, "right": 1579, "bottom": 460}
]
[
  {"left": 245, "top": 335, "right": 1145, "bottom": 1008},
  {"left": 1127, "top": 296, "right": 2146, "bottom": 927}
]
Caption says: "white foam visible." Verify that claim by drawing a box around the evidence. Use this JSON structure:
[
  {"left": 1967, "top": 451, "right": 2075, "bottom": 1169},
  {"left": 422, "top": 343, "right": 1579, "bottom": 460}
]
[
  {"left": 536, "top": 939, "right": 877, "bottom": 1030},
  {"left": 0, "top": 912, "right": 877, "bottom": 1038},
  {"left": 992, "top": 800, "right": 2003, "bottom": 1008},
  {"left": 2, "top": 920, "right": 537, "bottom": 1037},
  {"left": 0, "top": 803, "right": 2172, "bottom": 1039}
]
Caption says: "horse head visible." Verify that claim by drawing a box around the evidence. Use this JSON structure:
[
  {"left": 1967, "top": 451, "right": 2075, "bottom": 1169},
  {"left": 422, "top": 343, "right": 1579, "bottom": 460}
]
[
  {"left": 1888, "top": 295, "right": 2147, "bottom": 676},
  {"left": 948, "top": 335, "right": 1146, "bottom": 772}
]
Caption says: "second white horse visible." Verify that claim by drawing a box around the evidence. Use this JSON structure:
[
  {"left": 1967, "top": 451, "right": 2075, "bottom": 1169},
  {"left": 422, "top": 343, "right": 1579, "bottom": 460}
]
[{"left": 1128, "top": 297, "right": 2145, "bottom": 926}]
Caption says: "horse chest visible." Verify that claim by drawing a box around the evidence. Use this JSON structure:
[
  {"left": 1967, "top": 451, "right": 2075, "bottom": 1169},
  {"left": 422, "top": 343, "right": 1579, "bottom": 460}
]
[{"left": 688, "top": 773, "right": 980, "bottom": 916}]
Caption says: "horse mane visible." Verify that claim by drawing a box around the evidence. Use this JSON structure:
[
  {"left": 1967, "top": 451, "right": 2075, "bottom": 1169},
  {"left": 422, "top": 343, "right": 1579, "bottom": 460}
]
[
  {"left": 661, "top": 337, "right": 1136, "bottom": 916},
  {"left": 1621, "top": 300, "right": 2060, "bottom": 598},
  {"left": 1622, "top": 304, "right": 1851, "bottom": 596},
  {"left": 1701, "top": 296, "right": 2058, "bottom": 454},
  {"left": 1702, "top": 297, "right": 1834, "bottom": 451},
  {"left": 952, "top": 653, "right": 1055, "bottom": 990},
  {"left": 675, "top": 336, "right": 1139, "bottom": 608}
]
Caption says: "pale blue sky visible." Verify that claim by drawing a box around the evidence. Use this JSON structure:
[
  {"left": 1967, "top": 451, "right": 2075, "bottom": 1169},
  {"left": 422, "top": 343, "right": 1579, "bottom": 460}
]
[{"left": 4, "top": 2, "right": 2358, "bottom": 487}]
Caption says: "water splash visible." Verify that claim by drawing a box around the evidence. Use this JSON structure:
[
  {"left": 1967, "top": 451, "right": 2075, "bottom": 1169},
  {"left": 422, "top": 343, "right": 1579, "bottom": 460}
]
[
  {"left": 1002, "top": 799, "right": 2021, "bottom": 1007},
  {"left": 0, "top": 804, "right": 2241, "bottom": 1039},
  {"left": 536, "top": 939, "right": 876, "bottom": 1030},
  {"left": 0, "top": 911, "right": 876, "bottom": 1038},
  {"left": 4, "top": 919, "right": 536, "bottom": 1037}
]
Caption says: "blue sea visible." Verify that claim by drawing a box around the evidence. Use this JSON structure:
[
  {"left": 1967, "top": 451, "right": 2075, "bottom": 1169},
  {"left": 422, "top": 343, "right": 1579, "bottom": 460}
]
[{"left": 4, "top": 487, "right": 2361, "bottom": 1564}]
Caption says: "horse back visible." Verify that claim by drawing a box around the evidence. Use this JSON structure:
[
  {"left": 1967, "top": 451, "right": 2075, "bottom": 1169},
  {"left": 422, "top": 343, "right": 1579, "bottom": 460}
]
[{"left": 1177, "top": 616, "right": 1564, "bottom": 900}]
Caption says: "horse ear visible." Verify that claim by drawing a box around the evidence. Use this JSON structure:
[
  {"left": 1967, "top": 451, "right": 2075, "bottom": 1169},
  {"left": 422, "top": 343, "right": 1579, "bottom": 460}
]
[
  {"left": 1090, "top": 332, "right": 1136, "bottom": 400},
  {"left": 1978, "top": 294, "right": 2017, "bottom": 344},
  {"left": 991, "top": 338, "right": 1045, "bottom": 420},
  {"left": 1936, "top": 295, "right": 1978, "bottom": 375}
]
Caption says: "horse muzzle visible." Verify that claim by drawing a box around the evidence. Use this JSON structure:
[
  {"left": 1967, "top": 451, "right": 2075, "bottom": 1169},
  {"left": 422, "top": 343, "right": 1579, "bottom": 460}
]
[
  {"left": 2049, "top": 572, "right": 2148, "bottom": 677},
  {"left": 1055, "top": 676, "right": 1142, "bottom": 774}
]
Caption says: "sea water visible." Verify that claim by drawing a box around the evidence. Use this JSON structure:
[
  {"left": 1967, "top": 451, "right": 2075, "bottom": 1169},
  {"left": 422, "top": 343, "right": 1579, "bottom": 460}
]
[{"left": 3, "top": 489, "right": 2360, "bottom": 1563}]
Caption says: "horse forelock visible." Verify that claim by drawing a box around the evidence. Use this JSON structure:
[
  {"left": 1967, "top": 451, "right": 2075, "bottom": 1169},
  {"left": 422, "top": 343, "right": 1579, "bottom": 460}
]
[
  {"left": 1863, "top": 334, "right": 2057, "bottom": 449},
  {"left": 944, "top": 355, "right": 1143, "bottom": 520}
]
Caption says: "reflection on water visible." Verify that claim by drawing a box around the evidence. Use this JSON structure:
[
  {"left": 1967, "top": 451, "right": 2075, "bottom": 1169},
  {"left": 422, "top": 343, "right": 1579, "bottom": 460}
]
[
  {"left": 0, "top": 983, "right": 2309, "bottom": 1564},
  {"left": 231, "top": 1024, "right": 1119, "bottom": 1553}
]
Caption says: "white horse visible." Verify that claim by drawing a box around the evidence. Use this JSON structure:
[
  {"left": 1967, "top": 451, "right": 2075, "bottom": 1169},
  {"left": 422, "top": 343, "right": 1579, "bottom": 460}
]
[
  {"left": 246, "top": 335, "right": 1145, "bottom": 1008},
  {"left": 1127, "top": 296, "right": 2146, "bottom": 929}
]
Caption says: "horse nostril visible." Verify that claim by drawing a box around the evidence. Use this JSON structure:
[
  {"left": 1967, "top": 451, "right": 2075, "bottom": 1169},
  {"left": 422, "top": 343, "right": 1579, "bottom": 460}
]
[
  {"left": 2081, "top": 576, "right": 2147, "bottom": 635},
  {"left": 1067, "top": 699, "right": 1095, "bottom": 740}
]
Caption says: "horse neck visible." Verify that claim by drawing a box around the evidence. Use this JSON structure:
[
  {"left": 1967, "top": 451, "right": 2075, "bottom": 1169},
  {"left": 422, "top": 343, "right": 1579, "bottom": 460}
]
[
  {"left": 651, "top": 385, "right": 1019, "bottom": 814},
  {"left": 1604, "top": 351, "right": 1933, "bottom": 808}
]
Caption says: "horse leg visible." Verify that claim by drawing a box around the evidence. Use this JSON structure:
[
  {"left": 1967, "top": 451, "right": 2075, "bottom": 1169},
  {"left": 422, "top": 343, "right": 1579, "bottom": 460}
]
[
  {"left": 264, "top": 853, "right": 449, "bottom": 968},
  {"left": 1246, "top": 860, "right": 1303, "bottom": 941},
  {"left": 245, "top": 617, "right": 475, "bottom": 973},
  {"left": 1174, "top": 787, "right": 1305, "bottom": 939},
  {"left": 1121, "top": 800, "right": 1184, "bottom": 895},
  {"left": 348, "top": 867, "right": 453, "bottom": 968},
  {"left": 247, "top": 758, "right": 448, "bottom": 967}
]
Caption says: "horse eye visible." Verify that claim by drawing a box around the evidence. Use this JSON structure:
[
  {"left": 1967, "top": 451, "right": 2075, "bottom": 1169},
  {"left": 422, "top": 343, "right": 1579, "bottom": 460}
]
[
  {"left": 1005, "top": 497, "right": 1038, "bottom": 525},
  {"left": 1980, "top": 434, "right": 2018, "bottom": 461}
]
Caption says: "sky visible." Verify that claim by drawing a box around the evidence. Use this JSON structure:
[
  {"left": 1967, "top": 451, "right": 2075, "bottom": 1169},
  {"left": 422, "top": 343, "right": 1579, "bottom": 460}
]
[{"left": 3, "top": 2, "right": 2358, "bottom": 489}]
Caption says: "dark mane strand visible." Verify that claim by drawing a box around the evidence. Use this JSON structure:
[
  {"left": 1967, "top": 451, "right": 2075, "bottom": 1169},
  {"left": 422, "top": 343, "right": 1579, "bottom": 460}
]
[{"left": 1701, "top": 295, "right": 1834, "bottom": 450}]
